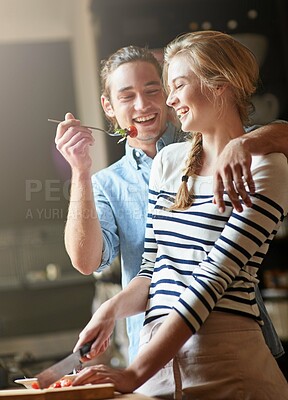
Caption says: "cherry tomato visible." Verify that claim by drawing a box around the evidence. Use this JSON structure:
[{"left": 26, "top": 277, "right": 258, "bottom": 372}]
[
  {"left": 52, "top": 381, "right": 61, "bottom": 388},
  {"left": 60, "top": 378, "right": 72, "bottom": 387},
  {"left": 31, "top": 382, "right": 40, "bottom": 389},
  {"left": 127, "top": 125, "right": 137, "bottom": 138}
]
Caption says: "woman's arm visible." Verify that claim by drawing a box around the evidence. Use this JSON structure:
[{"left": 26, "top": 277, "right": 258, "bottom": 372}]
[
  {"left": 72, "top": 309, "right": 191, "bottom": 392},
  {"left": 175, "top": 153, "right": 288, "bottom": 333},
  {"left": 73, "top": 276, "right": 150, "bottom": 358},
  {"left": 73, "top": 153, "right": 164, "bottom": 358}
]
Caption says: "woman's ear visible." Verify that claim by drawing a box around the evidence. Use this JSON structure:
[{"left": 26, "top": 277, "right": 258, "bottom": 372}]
[
  {"left": 101, "top": 95, "right": 115, "bottom": 118},
  {"left": 215, "top": 84, "right": 228, "bottom": 96}
]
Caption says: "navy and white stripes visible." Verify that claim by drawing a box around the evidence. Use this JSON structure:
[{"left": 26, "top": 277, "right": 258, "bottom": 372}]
[{"left": 137, "top": 142, "right": 288, "bottom": 334}]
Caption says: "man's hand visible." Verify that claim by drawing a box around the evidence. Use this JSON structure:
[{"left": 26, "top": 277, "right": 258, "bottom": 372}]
[
  {"left": 55, "top": 112, "right": 94, "bottom": 173},
  {"left": 213, "top": 138, "right": 255, "bottom": 213}
]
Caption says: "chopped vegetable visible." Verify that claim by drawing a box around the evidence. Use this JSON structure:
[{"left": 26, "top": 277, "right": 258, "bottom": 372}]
[
  {"left": 114, "top": 125, "right": 138, "bottom": 142},
  {"left": 31, "top": 377, "right": 73, "bottom": 390},
  {"left": 60, "top": 378, "right": 72, "bottom": 387},
  {"left": 31, "top": 382, "right": 40, "bottom": 389}
]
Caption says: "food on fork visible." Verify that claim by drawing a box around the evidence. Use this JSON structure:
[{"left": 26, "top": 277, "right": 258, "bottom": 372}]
[
  {"left": 48, "top": 118, "right": 137, "bottom": 143},
  {"left": 115, "top": 125, "right": 138, "bottom": 142}
]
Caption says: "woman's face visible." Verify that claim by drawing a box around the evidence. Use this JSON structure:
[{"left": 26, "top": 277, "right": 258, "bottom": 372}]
[{"left": 166, "top": 55, "right": 218, "bottom": 133}]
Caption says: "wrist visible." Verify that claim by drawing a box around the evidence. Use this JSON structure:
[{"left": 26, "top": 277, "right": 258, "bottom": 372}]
[
  {"left": 239, "top": 134, "right": 255, "bottom": 153},
  {"left": 105, "top": 297, "right": 119, "bottom": 320},
  {"left": 71, "top": 168, "right": 92, "bottom": 182},
  {"left": 125, "top": 365, "right": 147, "bottom": 390},
  {"left": 229, "top": 134, "right": 256, "bottom": 155}
]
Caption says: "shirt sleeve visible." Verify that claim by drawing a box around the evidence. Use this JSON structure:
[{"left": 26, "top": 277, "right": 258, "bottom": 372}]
[
  {"left": 173, "top": 153, "right": 288, "bottom": 333},
  {"left": 245, "top": 120, "right": 288, "bottom": 133},
  {"left": 91, "top": 173, "right": 119, "bottom": 271}
]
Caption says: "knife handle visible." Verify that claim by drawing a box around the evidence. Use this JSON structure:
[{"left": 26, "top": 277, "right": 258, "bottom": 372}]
[{"left": 80, "top": 340, "right": 94, "bottom": 357}]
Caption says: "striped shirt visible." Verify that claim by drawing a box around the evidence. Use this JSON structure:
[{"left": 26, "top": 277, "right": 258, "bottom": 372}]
[{"left": 138, "top": 141, "right": 288, "bottom": 334}]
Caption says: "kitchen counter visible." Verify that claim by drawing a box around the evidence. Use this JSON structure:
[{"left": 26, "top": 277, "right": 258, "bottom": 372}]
[
  {"left": 0, "top": 385, "right": 157, "bottom": 400},
  {"left": 115, "top": 394, "right": 156, "bottom": 400}
]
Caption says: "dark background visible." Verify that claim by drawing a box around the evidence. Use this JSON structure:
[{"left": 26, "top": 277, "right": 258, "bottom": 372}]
[{"left": 91, "top": 0, "right": 288, "bottom": 164}]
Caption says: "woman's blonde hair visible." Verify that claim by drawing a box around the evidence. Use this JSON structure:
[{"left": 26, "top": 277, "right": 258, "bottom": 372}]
[{"left": 163, "top": 30, "right": 259, "bottom": 210}]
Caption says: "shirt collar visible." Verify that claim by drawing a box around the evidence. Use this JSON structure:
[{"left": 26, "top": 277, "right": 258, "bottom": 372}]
[{"left": 125, "top": 122, "right": 179, "bottom": 169}]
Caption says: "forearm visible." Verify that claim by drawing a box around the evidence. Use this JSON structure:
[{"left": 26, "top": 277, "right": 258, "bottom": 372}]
[
  {"left": 242, "top": 122, "right": 288, "bottom": 156},
  {"left": 65, "top": 170, "right": 103, "bottom": 274},
  {"left": 109, "top": 276, "right": 150, "bottom": 320},
  {"left": 127, "top": 309, "right": 191, "bottom": 388},
  {"left": 73, "top": 276, "right": 150, "bottom": 354}
]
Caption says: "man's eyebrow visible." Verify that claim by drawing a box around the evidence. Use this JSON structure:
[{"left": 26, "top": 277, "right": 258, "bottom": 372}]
[
  {"left": 172, "top": 75, "right": 185, "bottom": 82},
  {"left": 118, "top": 80, "right": 161, "bottom": 92},
  {"left": 144, "top": 80, "right": 162, "bottom": 87}
]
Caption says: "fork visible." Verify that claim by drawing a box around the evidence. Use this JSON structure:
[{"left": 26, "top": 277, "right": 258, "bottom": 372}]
[{"left": 48, "top": 119, "right": 122, "bottom": 137}]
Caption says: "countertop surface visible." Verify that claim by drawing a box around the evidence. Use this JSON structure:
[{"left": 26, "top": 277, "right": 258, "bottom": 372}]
[
  {"left": 0, "top": 385, "right": 157, "bottom": 400},
  {"left": 115, "top": 394, "right": 156, "bottom": 400}
]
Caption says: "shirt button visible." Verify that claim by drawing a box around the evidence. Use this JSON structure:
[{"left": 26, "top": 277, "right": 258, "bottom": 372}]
[{"left": 135, "top": 151, "right": 140, "bottom": 158}]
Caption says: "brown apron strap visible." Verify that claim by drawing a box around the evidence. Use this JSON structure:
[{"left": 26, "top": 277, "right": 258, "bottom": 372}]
[{"left": 172, "top": 356, "right": 183, "bottom": 400}]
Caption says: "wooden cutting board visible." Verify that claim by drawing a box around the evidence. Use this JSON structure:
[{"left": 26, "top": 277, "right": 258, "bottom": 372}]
[{"left": 0, "top": 383, "right": 114, "bottom": 400}]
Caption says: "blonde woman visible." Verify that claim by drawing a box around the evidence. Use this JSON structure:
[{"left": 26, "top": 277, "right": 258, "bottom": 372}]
[{"left": 72, "top": 31, "right": 288, "bottom": 399}]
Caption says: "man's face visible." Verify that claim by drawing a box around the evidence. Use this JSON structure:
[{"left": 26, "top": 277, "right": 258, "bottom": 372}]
[{"left": 102, "top": 61, "right": 169, "bottom": 146}]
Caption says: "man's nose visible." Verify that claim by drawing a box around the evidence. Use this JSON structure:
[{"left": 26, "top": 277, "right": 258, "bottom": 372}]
[{"left": 134, "top": 94, "right": 149, "bottom": 110}]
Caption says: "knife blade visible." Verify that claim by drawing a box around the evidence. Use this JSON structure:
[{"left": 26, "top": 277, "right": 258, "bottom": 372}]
[{"left": 36, "top": 340, "right": 93, "bottom": 389}]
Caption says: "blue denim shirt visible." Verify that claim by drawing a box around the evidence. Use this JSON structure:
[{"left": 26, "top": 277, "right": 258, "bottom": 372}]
[
  {"left": 91, "top": 123, "right": 284, "bottom": 363},
  {"left": 91, "top": 122, "right": 181, "bottom": 362}
]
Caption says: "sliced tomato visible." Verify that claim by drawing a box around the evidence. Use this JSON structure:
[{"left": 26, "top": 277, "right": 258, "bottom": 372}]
[{"left": 31, "top": 382, "right": 40, "bottom": 389}]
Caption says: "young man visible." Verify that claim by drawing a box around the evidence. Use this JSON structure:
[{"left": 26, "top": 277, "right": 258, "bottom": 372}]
[{"left": 55, "top": 46, "right": 288, "bottom": 363}]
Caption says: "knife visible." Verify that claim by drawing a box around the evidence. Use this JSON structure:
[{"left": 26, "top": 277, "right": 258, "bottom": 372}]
[{"left": 36, "top": 340, "right": 93, "bottom": 389}]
